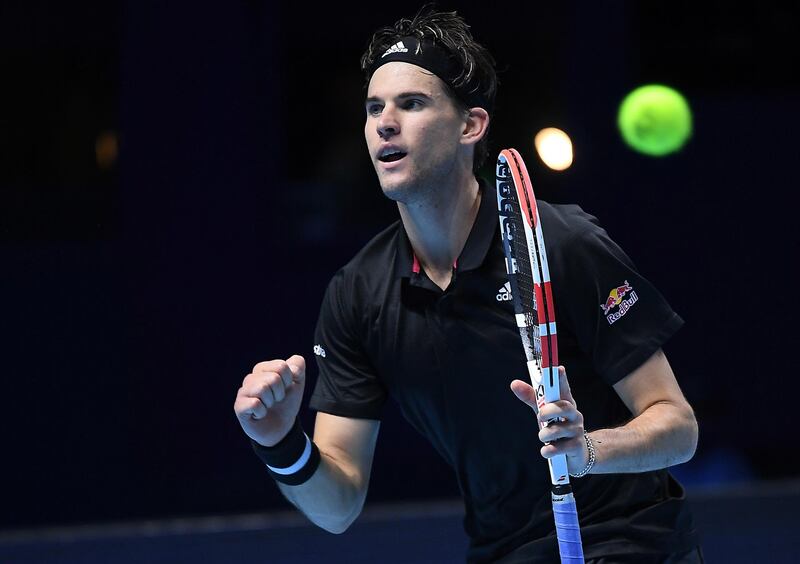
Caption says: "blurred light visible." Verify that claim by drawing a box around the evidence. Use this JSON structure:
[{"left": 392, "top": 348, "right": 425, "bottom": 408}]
[
  {"left": 534, "top": 127, "right": 573, "bottom": 171},
  {"left": 95, "top": 130, "right": 118, "bottom": 170}
]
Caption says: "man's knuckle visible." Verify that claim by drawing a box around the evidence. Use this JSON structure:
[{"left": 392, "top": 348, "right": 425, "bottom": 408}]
[
  {"left": 258, "top": 385, "right": 273, "bottom": 399},
  {"left": 253, "top": 359, "right": 285, "bottom": 373}
]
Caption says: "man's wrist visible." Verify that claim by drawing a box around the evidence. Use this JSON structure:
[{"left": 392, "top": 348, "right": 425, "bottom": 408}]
[
  {"left": 251, "top": 418, "right": 321, "bottom": 485},
  {"left": 569, "top": 431, "right": 596, "bottom": 478}
]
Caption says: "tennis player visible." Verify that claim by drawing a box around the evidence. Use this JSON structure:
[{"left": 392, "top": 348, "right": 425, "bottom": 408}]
[{"left": 234, "top": 7, "right": 702, "bottom": 563}]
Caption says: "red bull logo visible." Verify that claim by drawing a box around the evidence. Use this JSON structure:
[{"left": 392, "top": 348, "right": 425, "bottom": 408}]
[{"left": 600, "top": 280, "right": 638, "bottom": 324}]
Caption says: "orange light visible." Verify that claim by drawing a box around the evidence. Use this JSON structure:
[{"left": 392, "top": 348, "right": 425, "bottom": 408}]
[
  {"left": 95, "top": 131, "right": 118, "bottom": 170},
  {"left": 534, "top": 127, "right": 573, "bottom": 171}
]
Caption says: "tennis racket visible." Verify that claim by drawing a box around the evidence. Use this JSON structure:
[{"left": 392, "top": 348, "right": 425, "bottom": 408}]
[{"left": 496, "top": 148, "right": 584, "bottom": 563}]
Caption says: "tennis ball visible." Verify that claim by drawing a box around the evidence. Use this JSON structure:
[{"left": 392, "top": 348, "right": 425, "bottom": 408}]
[{"left": 617, "top": 84, "right": 693, "bottom": 156}]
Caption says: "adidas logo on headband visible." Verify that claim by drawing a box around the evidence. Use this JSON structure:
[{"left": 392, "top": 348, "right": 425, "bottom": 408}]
[
  {"left": 369, "top": 36, "right": 493, "bottom": 111},
  {"left": 382, "top": 41, "right": 409, "bottom": 57}
]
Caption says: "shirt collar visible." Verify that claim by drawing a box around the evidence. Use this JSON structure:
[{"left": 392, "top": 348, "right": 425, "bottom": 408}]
[{"left": 394, "top": 177, "right": 496, "bottom": 279}]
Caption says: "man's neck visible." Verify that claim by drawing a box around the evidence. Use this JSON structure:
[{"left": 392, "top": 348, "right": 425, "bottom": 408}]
[{"left": 398, "top": 175, "right": 481, "bottom": 290}]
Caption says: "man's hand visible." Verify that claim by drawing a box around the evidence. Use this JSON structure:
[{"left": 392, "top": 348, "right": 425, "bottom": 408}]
[
  {"left": 510, "top": 366, "right": 590, "bottom": 476},
  {"left": 234, "top": 355, "right": 306, "bottom": 447}
]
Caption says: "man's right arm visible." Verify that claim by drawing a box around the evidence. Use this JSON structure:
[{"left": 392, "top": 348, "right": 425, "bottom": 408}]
[
  {"left": 278, "top": 413, "right": 379, "bottom": 533},
  {"left": 234, "top": 356, "right": 380, "bottom": 534}
]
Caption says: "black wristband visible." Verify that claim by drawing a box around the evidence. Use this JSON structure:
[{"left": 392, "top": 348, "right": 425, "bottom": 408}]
[{"left": 250, "top": 418, "right": 321, "bottom": 486}]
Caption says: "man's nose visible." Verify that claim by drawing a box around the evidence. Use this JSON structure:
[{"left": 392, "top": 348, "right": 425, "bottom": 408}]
[{"left": 377, "top": 107, "right": 399, "bottom": 139}]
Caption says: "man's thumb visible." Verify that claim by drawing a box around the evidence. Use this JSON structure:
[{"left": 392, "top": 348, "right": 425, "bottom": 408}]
[
  {"left": 286, "top": 355, "right": 306, "bottom": 383},
  {"left": 510, "top": 379, "right": 538, "bottom": 411}
]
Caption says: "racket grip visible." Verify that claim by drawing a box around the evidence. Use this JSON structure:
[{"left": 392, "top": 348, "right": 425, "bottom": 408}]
[{"left": 553, "top": 492, "right": 584, "bottom": 563}]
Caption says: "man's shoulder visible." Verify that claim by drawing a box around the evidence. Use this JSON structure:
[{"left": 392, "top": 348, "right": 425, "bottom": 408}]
[
  {"left": 341, "top": 219, "right": 402, "bottom": 271},
  {"left": 328, "top": 219, "right": 403, "bottom": 293},
  {"left": 538, "top": 200, "right": 604, "bottom": 245}
]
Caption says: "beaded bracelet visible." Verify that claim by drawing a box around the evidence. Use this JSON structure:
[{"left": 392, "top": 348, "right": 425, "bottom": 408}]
[{"left": 569, "top": 431, "right": 596, "bottom": 478}]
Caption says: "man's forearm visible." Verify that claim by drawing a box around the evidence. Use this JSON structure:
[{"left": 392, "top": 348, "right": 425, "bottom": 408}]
[
  {"left": 588, "top": 401, "right": 698, "bottom": 474},
  {"left": 277, "top": 450, "right": 366, "bottom": 533}
]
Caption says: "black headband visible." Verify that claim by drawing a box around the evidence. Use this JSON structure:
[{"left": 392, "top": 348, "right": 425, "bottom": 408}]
[{"left": 366, "top": 36, "right": 491, "bottom": 112}]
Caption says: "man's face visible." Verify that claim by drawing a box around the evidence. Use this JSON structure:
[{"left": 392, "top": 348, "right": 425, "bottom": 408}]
[{"left": 364, "top": 62, "right": 467, "bottom": 203}]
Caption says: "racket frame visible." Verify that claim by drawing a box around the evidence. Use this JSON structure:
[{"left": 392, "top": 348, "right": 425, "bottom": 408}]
[{"left": 497, "top": 148, "right": 584, "bottom": 563}]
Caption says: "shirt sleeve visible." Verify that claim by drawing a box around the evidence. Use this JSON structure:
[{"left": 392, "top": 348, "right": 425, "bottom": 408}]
[
  {"left": 308, "top": 268, "right": 386, "bottom": 419},
  {"left": 555, "top": 219, "right": 684, "bottom": 386}
]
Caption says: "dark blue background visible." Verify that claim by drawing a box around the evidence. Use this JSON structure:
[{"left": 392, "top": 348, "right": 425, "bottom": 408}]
[{"left": 1, "top": 1, "right": 798, "bottom": 530}]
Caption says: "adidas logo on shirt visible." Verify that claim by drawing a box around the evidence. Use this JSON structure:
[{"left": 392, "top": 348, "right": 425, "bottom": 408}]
[
  {"left": 381, "top": 41, "right": 409, "bottom": 58},
  {"left": 313, "top": 344, "right": 326, "bottom": 358},
  {"left": 496, "top": 281, "right": 513, "bottom": 302}
]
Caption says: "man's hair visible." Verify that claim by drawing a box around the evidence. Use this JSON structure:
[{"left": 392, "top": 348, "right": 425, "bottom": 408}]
[{"left": 360, "top": 6, "right": 498, "bottom": 172}]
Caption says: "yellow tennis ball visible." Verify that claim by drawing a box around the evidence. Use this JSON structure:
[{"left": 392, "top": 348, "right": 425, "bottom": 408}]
[{"left": 617, "top": 84, "right": 693, "bottom": 156}]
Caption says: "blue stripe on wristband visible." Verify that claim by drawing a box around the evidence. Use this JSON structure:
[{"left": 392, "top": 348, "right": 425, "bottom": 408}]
[
  {"left": 267, "top": 434, "right": 312, "bottom": 475},
  {"left": 250, "top": 418, "right": 321, "bottom": 486}
]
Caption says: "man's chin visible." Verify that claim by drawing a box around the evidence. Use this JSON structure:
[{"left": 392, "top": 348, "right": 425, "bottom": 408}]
[{"left": 377, "top": 176, "right": 412, "bottom": 203}]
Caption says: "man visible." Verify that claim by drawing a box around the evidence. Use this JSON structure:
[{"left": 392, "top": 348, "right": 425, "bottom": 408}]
[{"left": 234, "top": 7, "right": 701, "bottom": 563}]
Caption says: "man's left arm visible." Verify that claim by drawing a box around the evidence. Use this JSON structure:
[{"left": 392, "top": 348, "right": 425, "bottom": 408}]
[{"left": 512, "top": 348, "right": 698, "bottom": 474}]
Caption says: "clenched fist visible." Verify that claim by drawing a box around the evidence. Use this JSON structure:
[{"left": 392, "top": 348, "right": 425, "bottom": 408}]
[{"left": 234, "top": 355, "right": 306, "bottom": 447}]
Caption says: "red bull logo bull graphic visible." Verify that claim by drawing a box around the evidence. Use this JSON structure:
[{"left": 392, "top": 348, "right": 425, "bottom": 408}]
[{"left": 600, "top": 280, "right": 638, "bottom": 324}]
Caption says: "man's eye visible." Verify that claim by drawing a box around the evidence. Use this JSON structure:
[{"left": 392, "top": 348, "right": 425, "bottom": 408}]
[
  {"left": 367, "top": 105, "right": 383, "bottom": 116},
  {"left": 403, "top": 99, "right": 423, "bottom": 109}
]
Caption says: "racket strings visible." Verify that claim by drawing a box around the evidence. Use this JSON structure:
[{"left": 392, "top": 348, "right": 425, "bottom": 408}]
[
  {"left": 509, "top": 154, "right": 550, "bottom": 372},
  {"left": 503, "top": 195, "right": 542, "bottom": 365},
  {"left": 498, "top": 162, "right": 542, "bottom": 368}
]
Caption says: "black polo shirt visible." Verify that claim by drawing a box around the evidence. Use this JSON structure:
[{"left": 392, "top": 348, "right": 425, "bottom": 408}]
[{"left": 310, "top": 180, "right": 698, "bottom": 563}]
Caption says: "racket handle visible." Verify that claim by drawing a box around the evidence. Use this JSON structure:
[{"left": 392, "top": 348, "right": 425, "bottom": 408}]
[{"left": 553, "top": 491, "right": 584, "bottom": 563}]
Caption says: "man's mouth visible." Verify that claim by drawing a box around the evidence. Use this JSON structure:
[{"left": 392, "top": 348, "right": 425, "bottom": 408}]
[{"left": 378, "top": 148, "right": 407, "bottom": 163}]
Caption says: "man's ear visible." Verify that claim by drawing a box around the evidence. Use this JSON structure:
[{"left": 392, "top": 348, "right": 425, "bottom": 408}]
[{"left": 461, "top": 107, "right": 490, "bottom": 147}]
